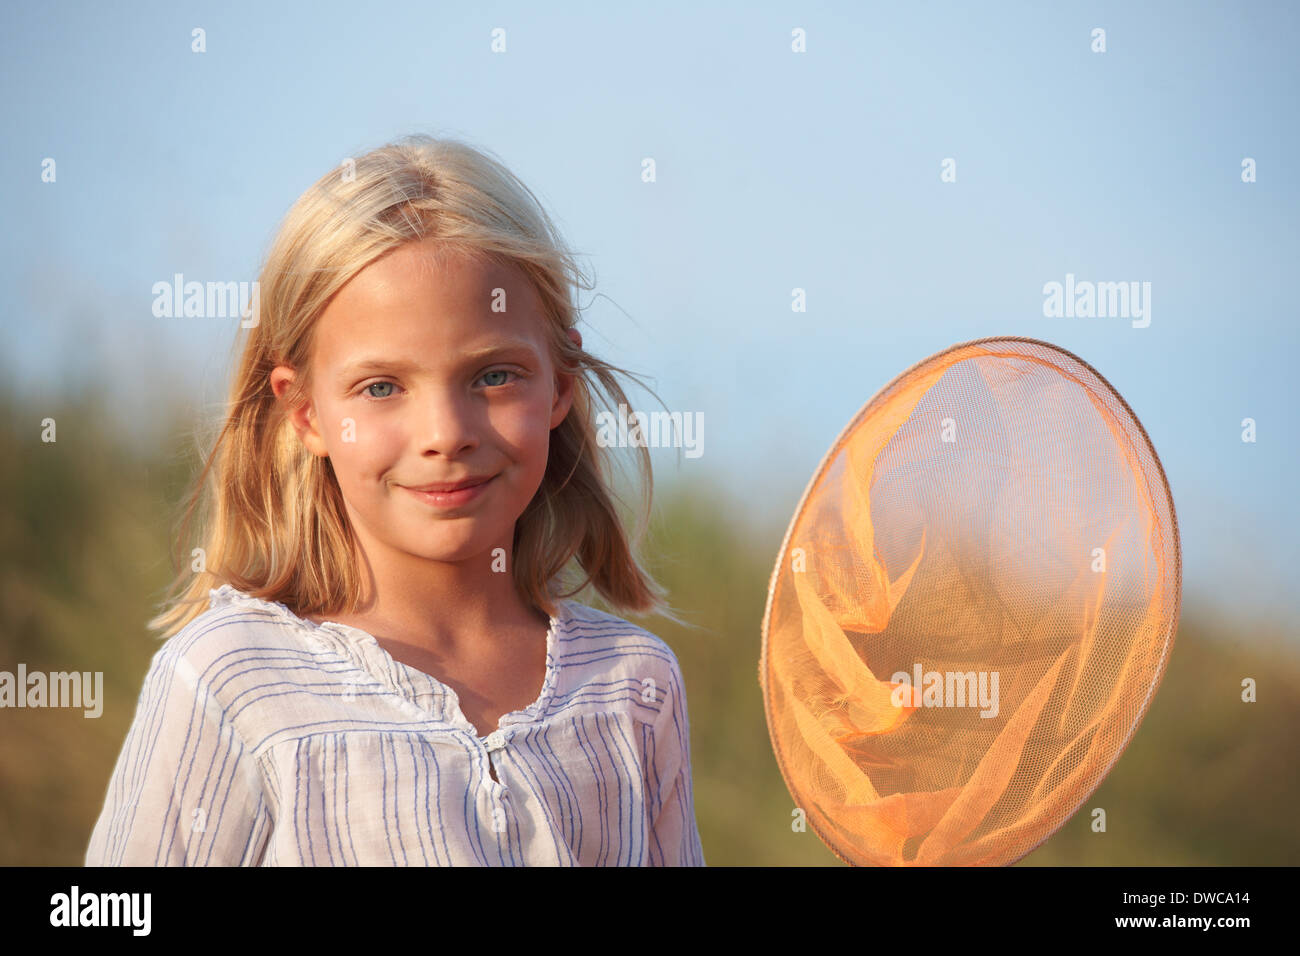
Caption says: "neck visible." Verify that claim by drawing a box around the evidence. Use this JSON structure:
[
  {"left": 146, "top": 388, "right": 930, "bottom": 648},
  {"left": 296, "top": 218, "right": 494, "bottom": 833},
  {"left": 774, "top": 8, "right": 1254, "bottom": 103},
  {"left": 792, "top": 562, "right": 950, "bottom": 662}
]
[{"left": 327, "top": 523, "right": 548, "bottom": 656}]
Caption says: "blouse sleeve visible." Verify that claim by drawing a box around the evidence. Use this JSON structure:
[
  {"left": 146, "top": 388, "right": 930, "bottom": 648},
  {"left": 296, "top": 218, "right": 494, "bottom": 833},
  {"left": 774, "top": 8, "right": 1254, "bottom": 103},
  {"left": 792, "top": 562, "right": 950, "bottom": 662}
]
[
  {"left": 85, "top": 642, "right": 271, "bottom": 866},
  {"left": 647, "top": 654, "right": 706, "bottom": 866}
]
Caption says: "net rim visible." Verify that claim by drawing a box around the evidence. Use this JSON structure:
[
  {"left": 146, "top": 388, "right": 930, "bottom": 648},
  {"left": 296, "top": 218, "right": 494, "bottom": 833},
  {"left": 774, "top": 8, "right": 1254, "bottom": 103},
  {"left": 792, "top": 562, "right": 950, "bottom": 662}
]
[{"left": 757, "top": 334, "right": 1183, "bottom": 866}]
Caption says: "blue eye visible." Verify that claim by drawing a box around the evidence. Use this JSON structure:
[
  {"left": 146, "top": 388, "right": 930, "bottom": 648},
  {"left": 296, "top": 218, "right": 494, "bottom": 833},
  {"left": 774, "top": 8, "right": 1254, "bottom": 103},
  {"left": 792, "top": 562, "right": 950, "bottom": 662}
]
[
  {"left": 480, "top": 369, "right": 518, "bottom": 387},
  {"left": 359, "top": 371, "right": 518, "bottom": 399}
]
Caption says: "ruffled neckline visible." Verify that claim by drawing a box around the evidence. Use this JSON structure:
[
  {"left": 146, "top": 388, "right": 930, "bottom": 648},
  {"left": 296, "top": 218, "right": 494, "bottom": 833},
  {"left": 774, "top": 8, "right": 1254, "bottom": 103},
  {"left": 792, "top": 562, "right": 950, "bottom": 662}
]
[{"left": 208, "top": 584, "right": 566, "bottom": 741}]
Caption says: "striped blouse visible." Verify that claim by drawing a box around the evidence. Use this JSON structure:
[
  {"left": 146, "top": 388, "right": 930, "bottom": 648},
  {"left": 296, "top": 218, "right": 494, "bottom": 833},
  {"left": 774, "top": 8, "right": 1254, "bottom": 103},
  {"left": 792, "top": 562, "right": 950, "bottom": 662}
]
[{"left": 85, "top": 585, "right": 705, "bottom": 866}]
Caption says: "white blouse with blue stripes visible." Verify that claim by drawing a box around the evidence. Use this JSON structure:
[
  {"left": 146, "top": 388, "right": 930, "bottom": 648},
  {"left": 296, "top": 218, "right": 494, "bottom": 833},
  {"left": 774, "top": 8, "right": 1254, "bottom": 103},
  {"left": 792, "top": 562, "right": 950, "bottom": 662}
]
[{"left": 85, "top": 585, "right": 705, "bottom": 866}]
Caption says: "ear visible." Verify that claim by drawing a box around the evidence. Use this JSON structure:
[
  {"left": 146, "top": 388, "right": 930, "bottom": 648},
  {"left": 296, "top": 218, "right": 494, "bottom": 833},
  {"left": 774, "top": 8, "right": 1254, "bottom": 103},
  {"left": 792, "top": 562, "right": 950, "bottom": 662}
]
[
  {"left": 270, "top": 365, "right": 329, "bottom": 457},
  {"left": 549, "top": 328, "right": 582, "bottom": 430}
]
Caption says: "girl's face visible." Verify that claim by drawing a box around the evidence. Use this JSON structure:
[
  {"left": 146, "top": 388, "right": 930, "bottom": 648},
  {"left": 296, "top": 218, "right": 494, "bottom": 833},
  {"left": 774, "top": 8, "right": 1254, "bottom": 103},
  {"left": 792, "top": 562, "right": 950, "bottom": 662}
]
[{"left": 271, "top": 240, "right": 577, "bottom": 569}]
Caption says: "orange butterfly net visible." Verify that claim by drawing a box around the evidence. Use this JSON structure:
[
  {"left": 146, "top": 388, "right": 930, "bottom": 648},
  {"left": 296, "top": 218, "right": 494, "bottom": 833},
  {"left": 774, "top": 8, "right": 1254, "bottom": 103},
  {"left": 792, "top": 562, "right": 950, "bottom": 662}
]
[{"left": 760, "top": 337, "right": 1181, "bottom": 866}]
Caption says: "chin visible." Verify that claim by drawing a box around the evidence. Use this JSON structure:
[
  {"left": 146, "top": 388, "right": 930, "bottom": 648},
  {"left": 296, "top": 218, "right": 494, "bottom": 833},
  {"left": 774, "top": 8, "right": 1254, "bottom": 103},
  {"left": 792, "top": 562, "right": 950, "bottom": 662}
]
[{"left": 409, "top": 537, "right": 493, "bottom": 562}]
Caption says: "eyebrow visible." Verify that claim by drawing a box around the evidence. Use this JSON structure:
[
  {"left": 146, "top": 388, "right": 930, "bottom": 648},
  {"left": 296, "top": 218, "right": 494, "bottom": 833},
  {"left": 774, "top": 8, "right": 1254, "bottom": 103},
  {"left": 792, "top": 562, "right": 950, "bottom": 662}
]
[{"left": 339, "top": 340, "right": 540, "bottom": 377}]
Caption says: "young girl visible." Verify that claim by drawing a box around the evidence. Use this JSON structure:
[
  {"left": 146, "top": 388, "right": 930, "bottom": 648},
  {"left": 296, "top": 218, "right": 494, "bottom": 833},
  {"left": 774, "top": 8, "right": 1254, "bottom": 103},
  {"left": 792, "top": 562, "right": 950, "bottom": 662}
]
[{"left": 85, "top": 135, "right": 705, "bottom": 866}]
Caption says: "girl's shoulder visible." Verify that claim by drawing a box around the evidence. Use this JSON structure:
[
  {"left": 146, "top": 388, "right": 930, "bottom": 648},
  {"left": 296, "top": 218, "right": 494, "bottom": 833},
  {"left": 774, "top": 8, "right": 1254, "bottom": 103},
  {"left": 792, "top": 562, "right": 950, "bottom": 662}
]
[
  {"left": 558, "top": 599, "right": 674, "bottom": 650},
  {"left": 555, "top": 599, "right": 688, "bottom": 692},
  {"left": 149, "top": 585, "right": 334, "bottom": 685}
]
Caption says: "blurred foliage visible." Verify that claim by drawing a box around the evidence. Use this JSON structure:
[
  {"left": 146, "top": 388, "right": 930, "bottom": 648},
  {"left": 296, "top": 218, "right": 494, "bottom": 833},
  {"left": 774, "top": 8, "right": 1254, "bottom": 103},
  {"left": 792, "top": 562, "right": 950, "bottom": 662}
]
[{"left": 1, "top": 386, "right": 1297, "bottom": 866}]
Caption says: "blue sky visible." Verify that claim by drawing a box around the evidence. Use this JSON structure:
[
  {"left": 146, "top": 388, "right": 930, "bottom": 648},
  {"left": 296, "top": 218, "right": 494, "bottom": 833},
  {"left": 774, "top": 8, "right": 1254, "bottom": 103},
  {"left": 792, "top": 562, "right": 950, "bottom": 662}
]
[{"left": 2, "top": 0, "right": 1297, "bottom": 622}]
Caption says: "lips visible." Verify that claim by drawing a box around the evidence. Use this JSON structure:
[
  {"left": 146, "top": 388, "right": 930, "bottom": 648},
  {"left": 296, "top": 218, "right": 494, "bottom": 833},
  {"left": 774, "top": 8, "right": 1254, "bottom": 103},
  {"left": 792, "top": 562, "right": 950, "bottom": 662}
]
[{"left": 404, "top": 475, "right": 495, "bottom": 493}]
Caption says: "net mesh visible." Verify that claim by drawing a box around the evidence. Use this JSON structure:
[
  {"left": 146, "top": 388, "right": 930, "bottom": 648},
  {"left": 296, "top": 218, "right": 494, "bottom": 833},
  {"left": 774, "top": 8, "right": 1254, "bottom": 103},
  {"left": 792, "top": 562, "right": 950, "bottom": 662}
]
[{"left": 759, "top": 337, "right": 1181, "bottom": 866}]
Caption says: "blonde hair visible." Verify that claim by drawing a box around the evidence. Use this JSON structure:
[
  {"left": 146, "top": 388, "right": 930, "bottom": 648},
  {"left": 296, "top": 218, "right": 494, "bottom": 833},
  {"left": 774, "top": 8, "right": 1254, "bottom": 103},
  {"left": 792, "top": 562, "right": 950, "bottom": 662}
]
[{"left": 149, "top": 134, "right": 681, "bottom": 638}]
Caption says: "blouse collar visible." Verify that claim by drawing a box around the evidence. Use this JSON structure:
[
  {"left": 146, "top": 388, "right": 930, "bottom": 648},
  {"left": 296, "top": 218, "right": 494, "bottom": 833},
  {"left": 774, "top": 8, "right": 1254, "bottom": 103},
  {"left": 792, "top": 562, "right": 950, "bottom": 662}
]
[{"left": 208, "top": 584, "right": 566, "bottom": 735}]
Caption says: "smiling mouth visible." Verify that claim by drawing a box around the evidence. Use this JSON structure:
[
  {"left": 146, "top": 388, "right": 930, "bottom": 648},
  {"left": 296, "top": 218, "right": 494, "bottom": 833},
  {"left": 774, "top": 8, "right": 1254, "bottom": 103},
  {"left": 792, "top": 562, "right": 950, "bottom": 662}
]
[
  {"left": 404, "top": 475, "right": 495, "bottom": 493},
  {"left": 400, "top": 475, "right": 496, "bottom": 508}
]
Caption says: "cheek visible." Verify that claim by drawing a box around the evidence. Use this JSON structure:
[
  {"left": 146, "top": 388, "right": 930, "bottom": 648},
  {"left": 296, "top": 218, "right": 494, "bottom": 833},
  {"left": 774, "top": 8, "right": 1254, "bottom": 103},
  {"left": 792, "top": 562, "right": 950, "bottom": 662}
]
[
  {"left": 322, "top": 406, "right": 404, "bottom": 481},
  {"left": 495, "top": 399, "right": 554, "bottom": 463}
]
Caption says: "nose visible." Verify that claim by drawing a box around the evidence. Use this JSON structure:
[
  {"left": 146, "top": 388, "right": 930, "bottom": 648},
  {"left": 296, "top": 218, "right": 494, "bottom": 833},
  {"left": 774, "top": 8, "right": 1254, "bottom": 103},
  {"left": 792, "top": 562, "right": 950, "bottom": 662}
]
[{"left": 417, "top": 385, "right": 480, "bottom": 459}]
